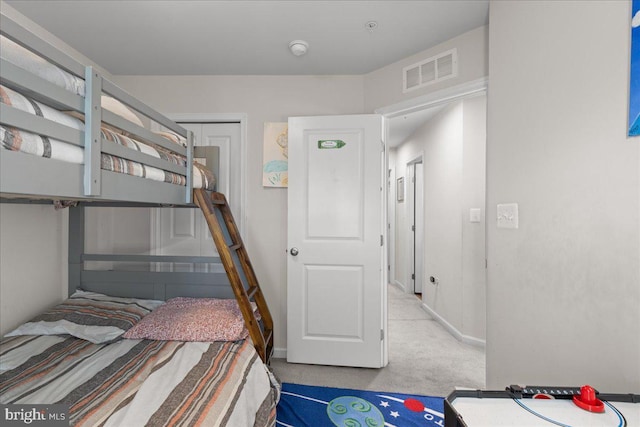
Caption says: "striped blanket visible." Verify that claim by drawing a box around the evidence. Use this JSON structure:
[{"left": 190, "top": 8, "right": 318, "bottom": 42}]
[
  {"left": 0, "top": 85, "right": 216, "bottom": 190},
  {"left": 1, "top": 35, "right": 85, "bottom": 96},
  {"left": 0, "top": 335, "right": 277, "bottom": 426}
]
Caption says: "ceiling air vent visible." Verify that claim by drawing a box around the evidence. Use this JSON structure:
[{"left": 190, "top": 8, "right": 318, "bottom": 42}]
[{"left": 403, "top": 48, "right": 458, "bottom": 93}]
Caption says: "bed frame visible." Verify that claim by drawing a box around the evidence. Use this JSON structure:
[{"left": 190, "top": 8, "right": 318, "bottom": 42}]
[
  {"left": 0, "top": 12, "right": 274, "bottom": 363},
  {"left": 0, "top": 12, "right": 193, "bottom": 204}
]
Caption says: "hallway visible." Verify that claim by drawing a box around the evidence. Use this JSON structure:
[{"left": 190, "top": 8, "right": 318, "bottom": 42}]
[{"left": 270, "top": 284, "right": 485, "bottom": 397}]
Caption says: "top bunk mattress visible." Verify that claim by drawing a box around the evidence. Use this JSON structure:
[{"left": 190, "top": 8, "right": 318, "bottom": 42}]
[
  {"left": 0, "top": 84, "right": 215, "bottom": 191},
  {"left": 0, "top": 25, "right": 215, "bottom": 204}
]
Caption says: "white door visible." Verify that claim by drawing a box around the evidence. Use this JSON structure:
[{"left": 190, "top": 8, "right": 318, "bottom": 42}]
[
  {"left": 153, "top": 123, "right": 241, "bottom": 271},
  {"left": 287, "top": 114, "right": 387, "bottom": 368}
]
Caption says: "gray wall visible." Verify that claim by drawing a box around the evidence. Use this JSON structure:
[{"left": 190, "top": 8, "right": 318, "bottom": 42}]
[{"left": 487, "top": 0, "right": 640, "bottom": 392}]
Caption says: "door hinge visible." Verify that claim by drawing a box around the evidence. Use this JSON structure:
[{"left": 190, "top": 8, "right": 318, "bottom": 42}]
[
  {"left": 380, "top": 235, "right": 384, "bottom": 246},
  {"left": 411, "top": 225, "right": 415, "bottom": 232},
  {"left": 380, "top": 329, "right": 384, "bottom": 340},
  {"left": 411, "top": 273, "right": 415, "bottom": 280}
]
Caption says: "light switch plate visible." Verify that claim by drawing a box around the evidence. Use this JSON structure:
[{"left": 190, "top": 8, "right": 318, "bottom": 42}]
[
  {"left": 497, "top": 203, "right": 518, "bottom": 228},
  {"left": 470, "top": 208, "right": 481, "bottom": 223}
]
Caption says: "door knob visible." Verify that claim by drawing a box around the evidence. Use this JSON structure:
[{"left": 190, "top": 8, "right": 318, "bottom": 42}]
[{"left": 290, "top": 247, "right": 299, "bottom": 256}]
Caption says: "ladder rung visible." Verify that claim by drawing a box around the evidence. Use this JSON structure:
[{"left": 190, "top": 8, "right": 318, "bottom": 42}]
[
  {"left": 229, "top": 243, "right": 242, "bottom": 251},
  {"left": 246, "top": 286, "right": 258, "bottom": 300},
  {"left": 210, "top": 199, "right": 225, "bottom": 205},
  {"left": 264, "top": 329, "right": 273, "bottom": 346}
]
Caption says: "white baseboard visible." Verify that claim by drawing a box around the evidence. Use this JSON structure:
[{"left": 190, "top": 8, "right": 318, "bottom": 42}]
[
  {"left": 420, "top": 303, "right": 486, "bottom": 348},
  {"left": 272, "top": 347, "right": 287, "bottom": 359},
  {"left": 392, "top": 280, "right": 408, "bottom": 293}
]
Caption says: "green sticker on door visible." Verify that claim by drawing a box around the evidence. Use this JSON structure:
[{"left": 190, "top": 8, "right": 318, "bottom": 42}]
[{"left": 318, "top": 140, "right": 346, "bottom": 149}]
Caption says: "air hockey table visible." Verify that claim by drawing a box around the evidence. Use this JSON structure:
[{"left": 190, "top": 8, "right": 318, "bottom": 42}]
[{"left": 445, "top": 385, "right": 639, "bottom": 426}]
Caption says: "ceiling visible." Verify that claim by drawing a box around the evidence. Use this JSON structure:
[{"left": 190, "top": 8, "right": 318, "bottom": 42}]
[
  {"left": 5, "top": 0, "right": 489, "bottom": 147},
  {"left": 6, "top": 0, "right": 488, "bottom": 76},
  {"left": 387, "top": 104, "right": 446, "bottom": 147}
]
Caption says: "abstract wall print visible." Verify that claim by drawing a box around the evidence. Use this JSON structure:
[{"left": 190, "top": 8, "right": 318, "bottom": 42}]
[
  {"left": 263, "top": 122, "right": 288, "bottom": 187},
  {"left": 630, "top": 0, "right": 640, "bottom": 136}
]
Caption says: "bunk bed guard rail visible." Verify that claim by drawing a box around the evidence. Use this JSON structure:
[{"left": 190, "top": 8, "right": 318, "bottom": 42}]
[{"left": 0, "top": 12, "right": 195, "bottom": 204}]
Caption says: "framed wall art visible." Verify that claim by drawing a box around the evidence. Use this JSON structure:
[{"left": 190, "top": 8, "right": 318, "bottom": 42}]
[
  {"left": 630, "top": 0, "right": 640, "bottom": 136},
  {"left": 397, "top": 177, "right": 405, "bottom": 202},
  {"left": 263, "top": 122, "right": 288, "bottom": 187}
]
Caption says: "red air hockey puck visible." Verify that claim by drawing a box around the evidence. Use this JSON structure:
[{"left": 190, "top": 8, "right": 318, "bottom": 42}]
[{"left": 572, "top": 385, "right": 604, "bottom": 413}]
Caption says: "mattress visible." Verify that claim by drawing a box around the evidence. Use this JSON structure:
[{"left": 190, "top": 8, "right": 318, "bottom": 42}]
[
  {"left": 1, "top": 291, "right": 279, "bottom": 426},
  {"left": 0, "top": 85, "right": 215, "bottom": 190},
  {"left": 0, "top": 335, "right": 277, "bottom": 426},
  {"left": 0, "top": 35, "right": 85, "bottom": 96},
  {"left": 0, "top": 34, "right": 215, "bottom": 191}
]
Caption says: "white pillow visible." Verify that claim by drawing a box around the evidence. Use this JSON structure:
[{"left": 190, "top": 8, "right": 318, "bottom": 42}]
[{"left": 5, "top": 290, "right": 163, "bottom": 344}]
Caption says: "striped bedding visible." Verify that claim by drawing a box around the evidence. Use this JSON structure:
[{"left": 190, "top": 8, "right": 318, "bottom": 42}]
[
  {"left": 0, "top": 35, "right": 85, "bottom": 96},
  {"left": 0, "top": 335, "right": 278, "bottom": 426},
  {"left": 0, "top": 85, "right": 216, "bottom": 190}
]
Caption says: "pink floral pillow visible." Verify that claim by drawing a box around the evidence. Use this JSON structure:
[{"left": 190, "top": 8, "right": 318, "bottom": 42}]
[{"left": 123, "top": 297, "right": 250, "bottom": 342}]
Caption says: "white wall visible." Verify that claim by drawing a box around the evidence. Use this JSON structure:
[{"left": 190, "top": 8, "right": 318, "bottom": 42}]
[
  {"left": 461, "top": 95, "right": 487, "bottom": 341},
  {"left": 487, "top": 0, "right": 640, "bottom": 392},
  {"left": 112, "top": 75, "right": 365, "bottom": 353},
  {"left": 364, "top": 25, "right": 488, "bottom": 112},
  {"left": 84, "top": 207, "right": 153, "bottom": 272},
  {"left": 392, "top": 96, "right": 486, "bottom": 342},
  {"left": 0, "top": 205, "right": 67, "bottom": 335},
  {"left": 415, "top": 104, "right": 464, "bottom": 335}
]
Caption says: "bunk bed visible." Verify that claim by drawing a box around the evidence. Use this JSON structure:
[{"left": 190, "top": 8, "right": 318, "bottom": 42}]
[{"left": 0, "top": 11, "right": 277, "bottom": 427}]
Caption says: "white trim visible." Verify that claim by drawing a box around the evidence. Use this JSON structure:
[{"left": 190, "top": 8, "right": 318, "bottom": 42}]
[
  {"left": 420, "top": 302, "right": 486, "bottom": 348},
  {"left": 376, "top": 77, "right": 488, "bottom": 119}
]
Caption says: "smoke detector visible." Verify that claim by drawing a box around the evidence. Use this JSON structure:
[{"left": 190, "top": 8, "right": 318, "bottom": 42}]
[
  {"left": 289, "top": 40, "right": 309, "bottom": 56},
  {"left": 365, "top": 21, "right": 378, "bottom": 32}
]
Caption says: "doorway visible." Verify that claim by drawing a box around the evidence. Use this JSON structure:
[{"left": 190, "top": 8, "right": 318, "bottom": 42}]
[
  {"left": 409, "top": 160, "right": 424, "bottom": 296},
  {"left": 379, "top": 80, "right": 487, "bottom": 349}
]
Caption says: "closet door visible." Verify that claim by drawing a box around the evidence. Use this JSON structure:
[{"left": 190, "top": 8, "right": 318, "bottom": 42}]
[{"left": 153, "top": 123, "right": 241, "bottom": 272}]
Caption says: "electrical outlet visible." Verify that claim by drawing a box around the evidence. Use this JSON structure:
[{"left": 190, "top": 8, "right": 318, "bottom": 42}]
[{"left": 497, "top": 203, "right": 518, "bottom": 229}]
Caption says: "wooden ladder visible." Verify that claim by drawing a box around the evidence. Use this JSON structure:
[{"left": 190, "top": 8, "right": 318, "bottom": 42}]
[{"left": 194, "top": 189, "right": 274, "bottom": 364}]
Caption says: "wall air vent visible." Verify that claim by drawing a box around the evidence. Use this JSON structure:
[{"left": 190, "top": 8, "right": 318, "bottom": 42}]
[{"left": 403, "top": 48, "right": 458, "bottom": 93}]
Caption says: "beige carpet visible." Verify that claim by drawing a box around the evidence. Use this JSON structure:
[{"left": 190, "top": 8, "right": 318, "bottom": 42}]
[{"left": 270, "top": 284, "right": 485, "bottom": 397}]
